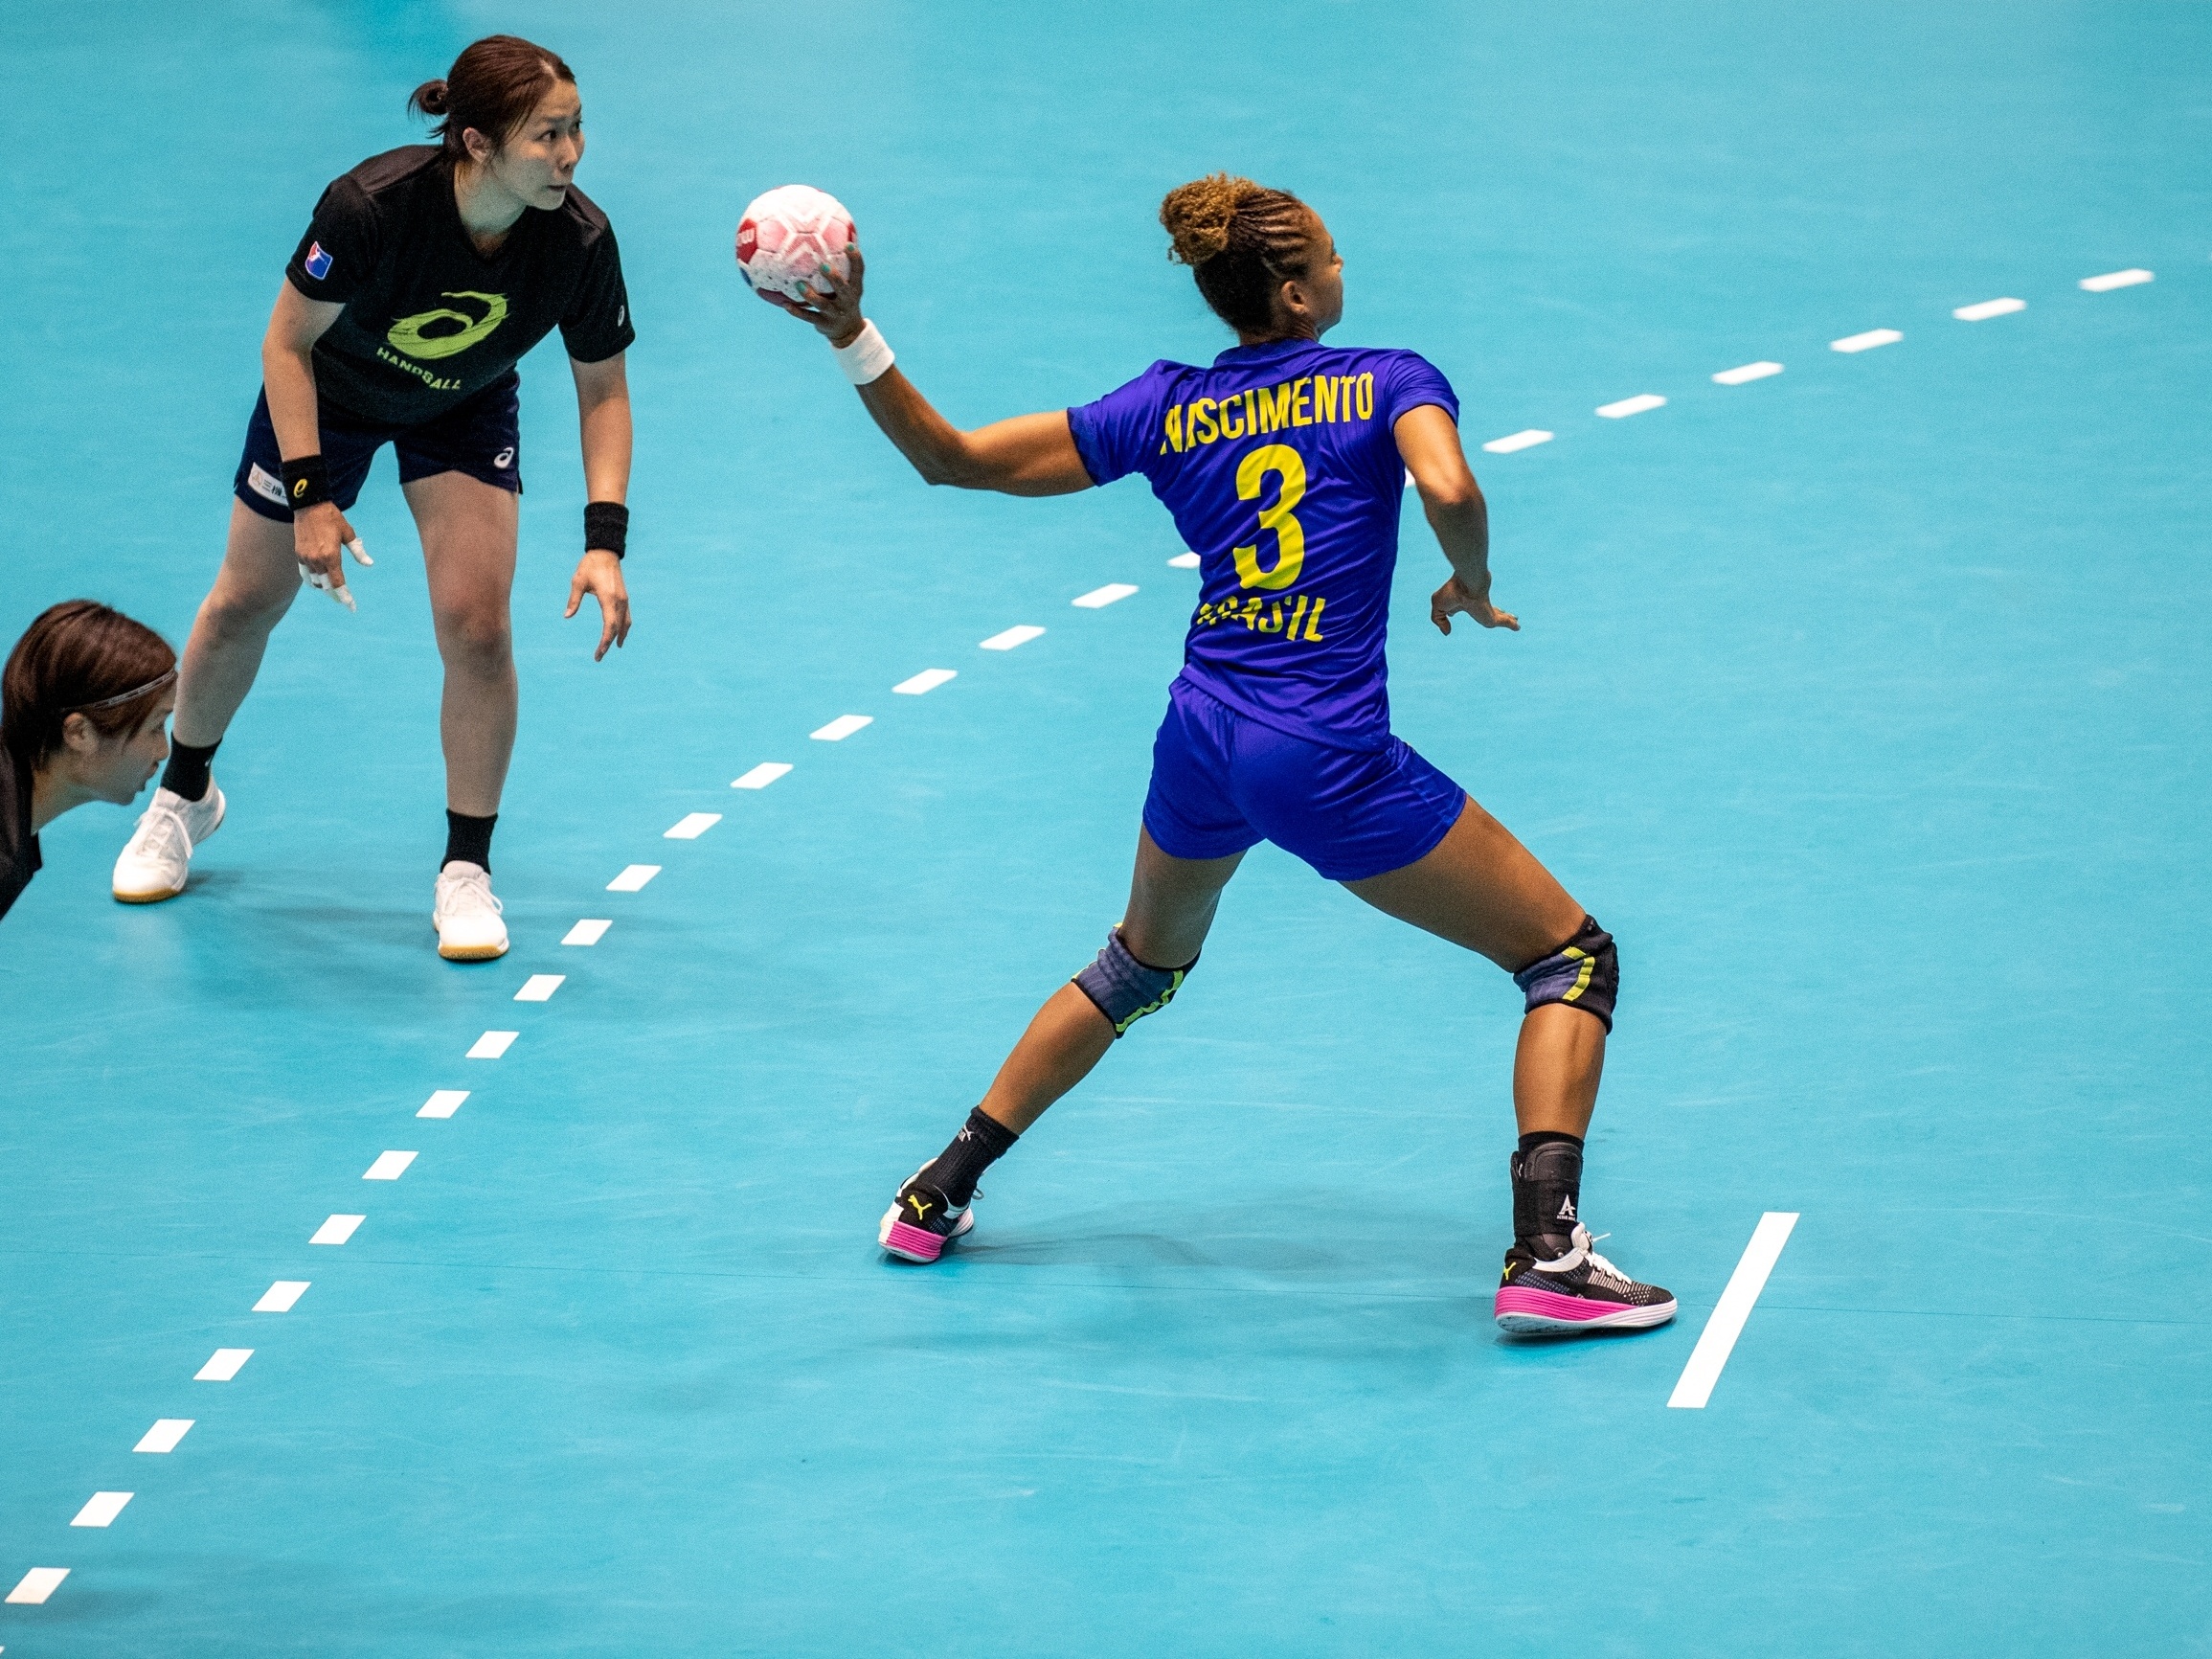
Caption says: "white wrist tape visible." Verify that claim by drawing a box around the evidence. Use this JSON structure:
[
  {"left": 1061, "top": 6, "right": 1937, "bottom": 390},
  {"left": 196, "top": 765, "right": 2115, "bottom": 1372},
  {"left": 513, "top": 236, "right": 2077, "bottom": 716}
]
[{"left": 833, "top": 320, "right": 895, "bottom": 386}]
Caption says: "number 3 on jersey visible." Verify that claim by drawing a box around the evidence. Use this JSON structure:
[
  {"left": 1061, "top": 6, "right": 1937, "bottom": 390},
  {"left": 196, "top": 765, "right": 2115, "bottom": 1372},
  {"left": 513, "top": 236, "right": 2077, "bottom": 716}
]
[{"left": 1232, "top": 443, "right": 1307, "bottom": 590}]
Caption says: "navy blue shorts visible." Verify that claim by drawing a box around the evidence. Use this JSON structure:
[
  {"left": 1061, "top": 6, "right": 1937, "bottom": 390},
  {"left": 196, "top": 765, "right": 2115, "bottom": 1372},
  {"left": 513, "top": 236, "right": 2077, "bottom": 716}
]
[
  {"left": 1141, "top": 678, "right": 1468, "bottom": 882},
  {"left": 233, "top": 374, "right": 523, "bottom": 523}
]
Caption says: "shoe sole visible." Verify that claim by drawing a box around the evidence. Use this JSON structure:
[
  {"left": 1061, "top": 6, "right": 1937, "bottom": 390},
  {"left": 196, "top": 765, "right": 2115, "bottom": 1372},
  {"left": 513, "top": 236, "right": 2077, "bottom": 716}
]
[
  {"left": 438, "top": 938, "right": 510, "bottom": 961},
  {"left": 112, "top": 884, "right": 186, "bottom": 904},
  {"left": 1494, "top": 1285, "right": 1678, "bottom": 1334},
  {"left": 878, "top": 1207, "right": 974, "bottom": 1263}
]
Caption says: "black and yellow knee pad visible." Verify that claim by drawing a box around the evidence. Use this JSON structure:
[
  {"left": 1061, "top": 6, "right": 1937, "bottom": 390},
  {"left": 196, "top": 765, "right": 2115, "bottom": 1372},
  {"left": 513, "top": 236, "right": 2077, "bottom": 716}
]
[
  {"left": 1072, "top": 927, "right": 1196, "bottom": 1037},
  {"left": 1510, "top": 916, "right": 1618, "bottom": 1032}
]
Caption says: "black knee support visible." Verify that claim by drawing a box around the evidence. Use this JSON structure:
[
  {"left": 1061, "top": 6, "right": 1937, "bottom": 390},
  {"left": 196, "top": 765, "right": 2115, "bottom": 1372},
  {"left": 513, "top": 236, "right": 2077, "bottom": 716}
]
[
  {"left": 1072, "top": 927, "right": 1196, "bottom": 1036},
  {"left": 1511, "top": 916, "right": 1617, "bottom": 1032}
]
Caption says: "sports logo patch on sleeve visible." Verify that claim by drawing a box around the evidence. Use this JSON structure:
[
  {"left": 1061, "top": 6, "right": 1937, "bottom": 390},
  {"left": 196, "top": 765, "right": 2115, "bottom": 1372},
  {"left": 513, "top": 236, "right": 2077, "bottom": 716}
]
[{"left": 304, "top": 241, "right": 333, "bottom": 281}]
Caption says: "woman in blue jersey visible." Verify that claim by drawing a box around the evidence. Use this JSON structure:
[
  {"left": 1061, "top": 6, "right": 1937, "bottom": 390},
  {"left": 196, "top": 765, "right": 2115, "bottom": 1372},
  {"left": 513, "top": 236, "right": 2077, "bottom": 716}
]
[{"left": 766, "top": 172, "right": 1671, "bottom": 1333}]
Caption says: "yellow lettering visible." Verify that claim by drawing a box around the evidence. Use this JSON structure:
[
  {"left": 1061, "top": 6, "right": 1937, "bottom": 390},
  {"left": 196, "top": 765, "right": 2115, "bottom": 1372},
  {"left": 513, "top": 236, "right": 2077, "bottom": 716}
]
[
  {"left": 1356, "top": 374, "right": 1374, "bottom": 420},
  {"left": 1258, "top": 601, "right": 1284, "bottom": 633},
  {"left": 1315, "top": 375, "right": 1340, "bottom": 423},
  {"left": 1285, "top": 594, "right": 1311, "bottom": 638},
  {"left": 1239, "top": 597, "right": 1264, "bottom": 628},
  {"left": 1243, "top": 389, "right": 1256, "bottom": 434},
  {"left": 1219, "top": 397, "right": 1244, "bottom": 441},
  {"left": 1303, "top": 596, "right": 1326, "bottom": 641},
  {"left": 1256, "top": 382, "right": 1293, "bottom": 433},
  {"left": 1191, "top": 398, "right": 1218, "bottom": 444},
  {"left": 1164, "top": 405, "right": 1184, "bottom": 452},
  {"left": 1292, "top": 376, "right": 1313, "bottom": 425},
  {"left": 1230, "top": 443, "right": 1309, "bottom": 590}
]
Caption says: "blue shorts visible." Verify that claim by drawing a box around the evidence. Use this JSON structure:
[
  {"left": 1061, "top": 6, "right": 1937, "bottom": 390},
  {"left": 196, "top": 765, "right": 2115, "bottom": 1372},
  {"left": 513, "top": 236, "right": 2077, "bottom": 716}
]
[
  {"left": 233, "top": 375, "right": 523, "bottom": 523},
  {"left": 1141, "top": 678, "right": 1468, "bottom": 882}
]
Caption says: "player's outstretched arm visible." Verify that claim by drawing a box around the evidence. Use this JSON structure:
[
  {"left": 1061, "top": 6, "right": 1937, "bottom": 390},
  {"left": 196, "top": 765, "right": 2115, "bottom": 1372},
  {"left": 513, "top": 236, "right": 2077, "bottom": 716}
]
[
  {"left": 1396, "top": 405, "right": 1517, "bottom": 636},
  {"left": 764, "top": 248, "right": 1095, "bottom": 499}
]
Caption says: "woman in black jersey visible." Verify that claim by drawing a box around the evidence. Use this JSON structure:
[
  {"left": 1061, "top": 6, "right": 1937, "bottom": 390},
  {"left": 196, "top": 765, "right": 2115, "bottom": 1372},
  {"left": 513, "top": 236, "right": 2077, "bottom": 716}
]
[{"left": 113, "top": 34, "right": 637, "bottom": 961}]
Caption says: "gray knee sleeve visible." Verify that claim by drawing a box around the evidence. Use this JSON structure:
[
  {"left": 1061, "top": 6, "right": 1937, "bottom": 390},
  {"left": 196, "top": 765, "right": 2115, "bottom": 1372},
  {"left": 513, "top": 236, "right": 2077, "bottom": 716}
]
[
  {"left": 1511, "top": 916, "right": 1618, "bottom": 1032},
  {"left": 1072, "top": 927, "right": 1196, "bottom": 1036}
]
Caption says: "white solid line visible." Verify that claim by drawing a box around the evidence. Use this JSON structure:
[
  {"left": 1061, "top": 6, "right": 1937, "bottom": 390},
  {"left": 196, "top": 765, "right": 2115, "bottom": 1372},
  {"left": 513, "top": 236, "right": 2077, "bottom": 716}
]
[
  {"left": 134, "top": 1419, "right": 193, "bottom": 1454},
  {"left": 664, "top": 812, "right": 722, "bottom": 840},
  {"left": 70, "top": 1493, "right": 132, "bottom": 1529},
  {"left": 1831, "top": 329, "right": 1903, "bottom": 353},
  {"left": 893, "top": 669, "right": 958, "bottom": 695},
  {"left": 253, "top": 1280, "right": 309, "bottom": 1312},
  {"left": 418, "top": 1088, "right": 469, "bottom": 1118},
  {"left": 1667, "top": 1212, "right": 1800, "bottom": 1409},
  {"left": 1167, "top": 552, "right": 1201, "bottom": 569},
  {"left": 561, "top": 920, "right": 610, "bottom": 946},
  {"left": 606, "top": 864, "right": 660, "bottom": 892},
  {"left": 1481, "top": 429, "right": 1552, "bottom": 454},
  {"left": 2080, "top": 267, "right": 2153, "bottom": 292},
  {"left": 1072, "top": 583, "right": 1140, "bottom": 609},
  {"left": 362, "top": 1150, "right": 417, "bottom": 1181},
  {"left": 980, "top": 625, "right": 1046, "bottom": 650},
  {"left": 731, "top": 761, "right": 792, "bottom": 790},
  {"left": 1952, "top": 297, "right": 2026, "bottom": 321},
  {"left": 514, "top": 973, "right": 565, "bottom": 1002},
  {"left": 1595, "top": 393, "right": 1666, "bottom": 419},
  {"left": 7, "top": 1568, "right": 68, "bottom": 1604},
  {"left": 309, "top": 1214, "right": 364, "bottom": 1245},
  {"left": 810, "top": 714, "right": 872, "bottom": 742},
  {"left": 1713, "top": 361, "right": 1784, "bottom": 385},
  {"left": 195, "top": 1348, "right": 254, "bottom": 1381},
  {"left": 466, "top": 1030, "right": 518, "bottom": 1059}
]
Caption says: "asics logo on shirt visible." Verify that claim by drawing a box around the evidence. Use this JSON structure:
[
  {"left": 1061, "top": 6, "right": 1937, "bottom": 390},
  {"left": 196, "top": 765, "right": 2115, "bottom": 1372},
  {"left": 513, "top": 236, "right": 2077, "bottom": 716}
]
[{"left": 386, "top": 291, "right": 510, "bottom": 360}]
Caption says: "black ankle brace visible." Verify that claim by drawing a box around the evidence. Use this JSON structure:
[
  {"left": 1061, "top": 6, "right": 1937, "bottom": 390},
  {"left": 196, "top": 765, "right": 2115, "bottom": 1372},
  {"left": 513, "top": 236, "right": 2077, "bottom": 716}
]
[
  {"left": 916, "top": 1107, "right": 1019, "bottom": 1207},
  {"left": 1512, "top": 1133, "right": 1585, "bottom": 1255}
]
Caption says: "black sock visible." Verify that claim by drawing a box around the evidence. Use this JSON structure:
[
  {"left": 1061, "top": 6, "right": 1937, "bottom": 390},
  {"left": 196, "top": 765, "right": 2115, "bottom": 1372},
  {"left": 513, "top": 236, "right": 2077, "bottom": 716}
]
[
  {"left": 160, "top": 738, "right": 220, "bottom": 803},
  {"left": 914, "top": 1107, "right": 1019, "bottom": 1207},
  {"left": 1511, "top": 1131, "right": 1585, "bottom": 1257},
  {"left": 442, "top": 809, "right": 497, "bottom": 874}
]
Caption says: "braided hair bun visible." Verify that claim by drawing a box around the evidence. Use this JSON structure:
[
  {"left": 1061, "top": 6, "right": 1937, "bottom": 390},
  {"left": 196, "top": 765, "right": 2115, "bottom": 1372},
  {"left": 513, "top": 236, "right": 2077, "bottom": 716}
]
[{"left": 1158, "top": 173, "right": 1318, "bottom": 335}]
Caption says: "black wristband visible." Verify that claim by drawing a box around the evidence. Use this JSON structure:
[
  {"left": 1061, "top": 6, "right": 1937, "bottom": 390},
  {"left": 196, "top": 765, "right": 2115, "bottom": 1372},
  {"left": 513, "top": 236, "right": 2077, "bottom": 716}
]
[
  {"left": 280, "top": 455, "right": 331, "bottom": 514},
  {"left": 584, "top": 500, "right": 629, "bottom": 560}
]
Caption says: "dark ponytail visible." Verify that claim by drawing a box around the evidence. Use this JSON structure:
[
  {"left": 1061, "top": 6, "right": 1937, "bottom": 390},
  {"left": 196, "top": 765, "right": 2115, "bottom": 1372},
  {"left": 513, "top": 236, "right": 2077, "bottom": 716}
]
[
  {"left": 1160, "top": 173, "right": 1318, "bottom": 337},
  {"left": 409, "top": 34, "right": 574, "bottom": 159}
]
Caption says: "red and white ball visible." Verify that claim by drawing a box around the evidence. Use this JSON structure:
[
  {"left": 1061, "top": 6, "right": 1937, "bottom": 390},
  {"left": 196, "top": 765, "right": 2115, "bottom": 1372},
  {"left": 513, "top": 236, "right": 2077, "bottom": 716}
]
[{"left": 735, "top": 185, "right": 855, "bottom": 300}]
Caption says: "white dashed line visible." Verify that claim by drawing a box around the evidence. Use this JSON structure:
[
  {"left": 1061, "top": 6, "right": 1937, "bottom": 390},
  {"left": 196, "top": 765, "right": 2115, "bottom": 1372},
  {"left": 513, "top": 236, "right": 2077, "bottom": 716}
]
[
  {"left": 810, "top": 715, "right": 872, "bottom": 741},
  {"left": 732, "top": 762, "right": 792, "bottom": 790},
  {"left": 1595, "top": 394, "right": 1666, "bottom": 419},
  {"left": 607, "top": 865, "right": 660, "bottom": 892},
  {"left": 1481, "top": 429, "right": 1552, "bottom": 454},
  {"left": 309, "top": 1215, "right": 364, "bottom": 1245},
  {"left": 1952, "top": 297, "right": 2026, "bottom": 321},
  {"left": 893, "top": 669, "right": 958, "bottom": 694},
  {"left": 69, "top": 1493, "right": 132, "bottom": 1529},
  {"left": 2080, "top": 268, "right": 2153, "bottom": 292},
  {"left": 1667, "top": 1212, "right": 1799, "bottom": 1409},
  {"left": 1072, "top": 583, "right": 1140, "bottom": 609},
  {"left": 418, "top": 1088, "right": 469, "bottom": 1118},
  {"left": 1167, "top": 552, "right": 1200, "bottom": 569},
  {"left": 134, "top": 1420, "right": 192, "bottom": 1454},
  {"left": 664, "top": 812, "right": 722, "bottom": 839},
  {"left": 980, "top": 625, "right": 1046, "bottom": 650},
  {"left": 7, "top": 1568, "right": 68, "bottom": 1604},
  {"left": 1713, "top": 361, "right": 1783, "bottom": 385},
  {"left": 514, "top": 974, "right": 565, "bottom": 1002},
  {"left": 362, "top": 1150, "right": 417, "bottom": 1181},
  {"left": 466, "top": 1030, "right": 518, "bottom": 1059},
  {"left": 561, "top": 920, "right": 610, "bottom": 946},
  {"left": 1831, "top": 329, "right": 1903, "bottom": 353},
  {"left": 194, "top": 1348, "right": 254, "bottom": 1381},
  {"left": 252, "top": 1281, "right": 309, "bottom": 1312}
]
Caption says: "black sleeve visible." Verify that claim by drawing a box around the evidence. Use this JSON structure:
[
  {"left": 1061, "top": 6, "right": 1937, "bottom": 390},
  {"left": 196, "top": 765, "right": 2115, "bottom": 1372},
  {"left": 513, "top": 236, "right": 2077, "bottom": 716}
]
[
  {"left": 560, "top": 225, "right": 636, "bottom": 363},
  {"left": 283, "top": 176, "right": 378, "bottom": 305}
]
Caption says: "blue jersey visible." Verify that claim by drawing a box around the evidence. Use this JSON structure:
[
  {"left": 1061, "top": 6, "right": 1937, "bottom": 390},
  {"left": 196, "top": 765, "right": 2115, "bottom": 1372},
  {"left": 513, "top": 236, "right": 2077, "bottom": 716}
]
[{"left": 1068, "top": 338, "right": 1458, "bottom": 749}]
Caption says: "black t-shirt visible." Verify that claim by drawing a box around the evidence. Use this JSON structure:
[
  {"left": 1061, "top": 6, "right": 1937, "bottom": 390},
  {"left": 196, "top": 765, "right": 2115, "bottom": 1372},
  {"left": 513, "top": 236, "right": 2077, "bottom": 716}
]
[
  {"left": 0, "top": 747, "right": 39, "bottom": 923},
  {"left": 284, "top": 146, "right": 635, "bottom": 426}
]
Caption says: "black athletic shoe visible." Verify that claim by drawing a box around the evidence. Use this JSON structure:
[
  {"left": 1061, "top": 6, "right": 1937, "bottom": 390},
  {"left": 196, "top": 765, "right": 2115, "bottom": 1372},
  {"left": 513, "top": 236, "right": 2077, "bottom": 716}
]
[
  {"left": 877, "top": 1173, "right": 975, "bottom": 1263},
  {"left": 1495, "top": 1224, "right": 1677, "bottom": 1333}
]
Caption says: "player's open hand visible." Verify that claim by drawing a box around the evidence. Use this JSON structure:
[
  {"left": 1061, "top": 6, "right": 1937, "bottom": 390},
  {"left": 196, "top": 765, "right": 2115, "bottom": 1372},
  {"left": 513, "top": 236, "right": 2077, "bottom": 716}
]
[
  {"left": 567, "top": 548, "right": 631, "bottom": 661},
  {"left": 759, "top": 245, "right": 868, "bottom": 349},
  {"left": 293, "top": 501, "right": 372, "bottom": 611},
  {"left": 1431, "top": 574, "right": 1519, "bottom": 636}
]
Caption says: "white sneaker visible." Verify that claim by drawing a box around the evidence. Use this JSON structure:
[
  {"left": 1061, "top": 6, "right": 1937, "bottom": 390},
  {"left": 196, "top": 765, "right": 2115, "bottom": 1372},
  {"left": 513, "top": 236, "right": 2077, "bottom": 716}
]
[
  {"left": 113, "top": 784, "right": 227, "bottom": 902},
  {"left": 433, "top": 861, "right": 508, "bottom": 961}
]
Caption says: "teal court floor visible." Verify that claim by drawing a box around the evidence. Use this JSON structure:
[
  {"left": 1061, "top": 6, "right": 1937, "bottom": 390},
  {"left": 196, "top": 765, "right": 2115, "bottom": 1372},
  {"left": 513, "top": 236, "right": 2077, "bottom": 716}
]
[{"left": 3, "top": 2, "right": 2208, "bottom": 1653}]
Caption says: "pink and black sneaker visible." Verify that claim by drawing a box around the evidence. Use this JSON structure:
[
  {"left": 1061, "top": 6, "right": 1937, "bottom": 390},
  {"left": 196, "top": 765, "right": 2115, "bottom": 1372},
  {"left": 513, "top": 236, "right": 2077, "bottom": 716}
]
[
  {"left": 1494, "top": 1224, "right": 1676, "bottom": 1334},
  {"left": 878, "top": 1174, "right": 975, "bottom": 1263}
]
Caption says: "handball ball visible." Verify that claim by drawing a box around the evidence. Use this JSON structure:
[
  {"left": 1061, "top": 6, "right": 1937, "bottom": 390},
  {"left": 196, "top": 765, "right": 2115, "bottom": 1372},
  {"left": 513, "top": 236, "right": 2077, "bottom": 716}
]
[{"left": 736, "top": 185, "right": 855, "bottom": 300}]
